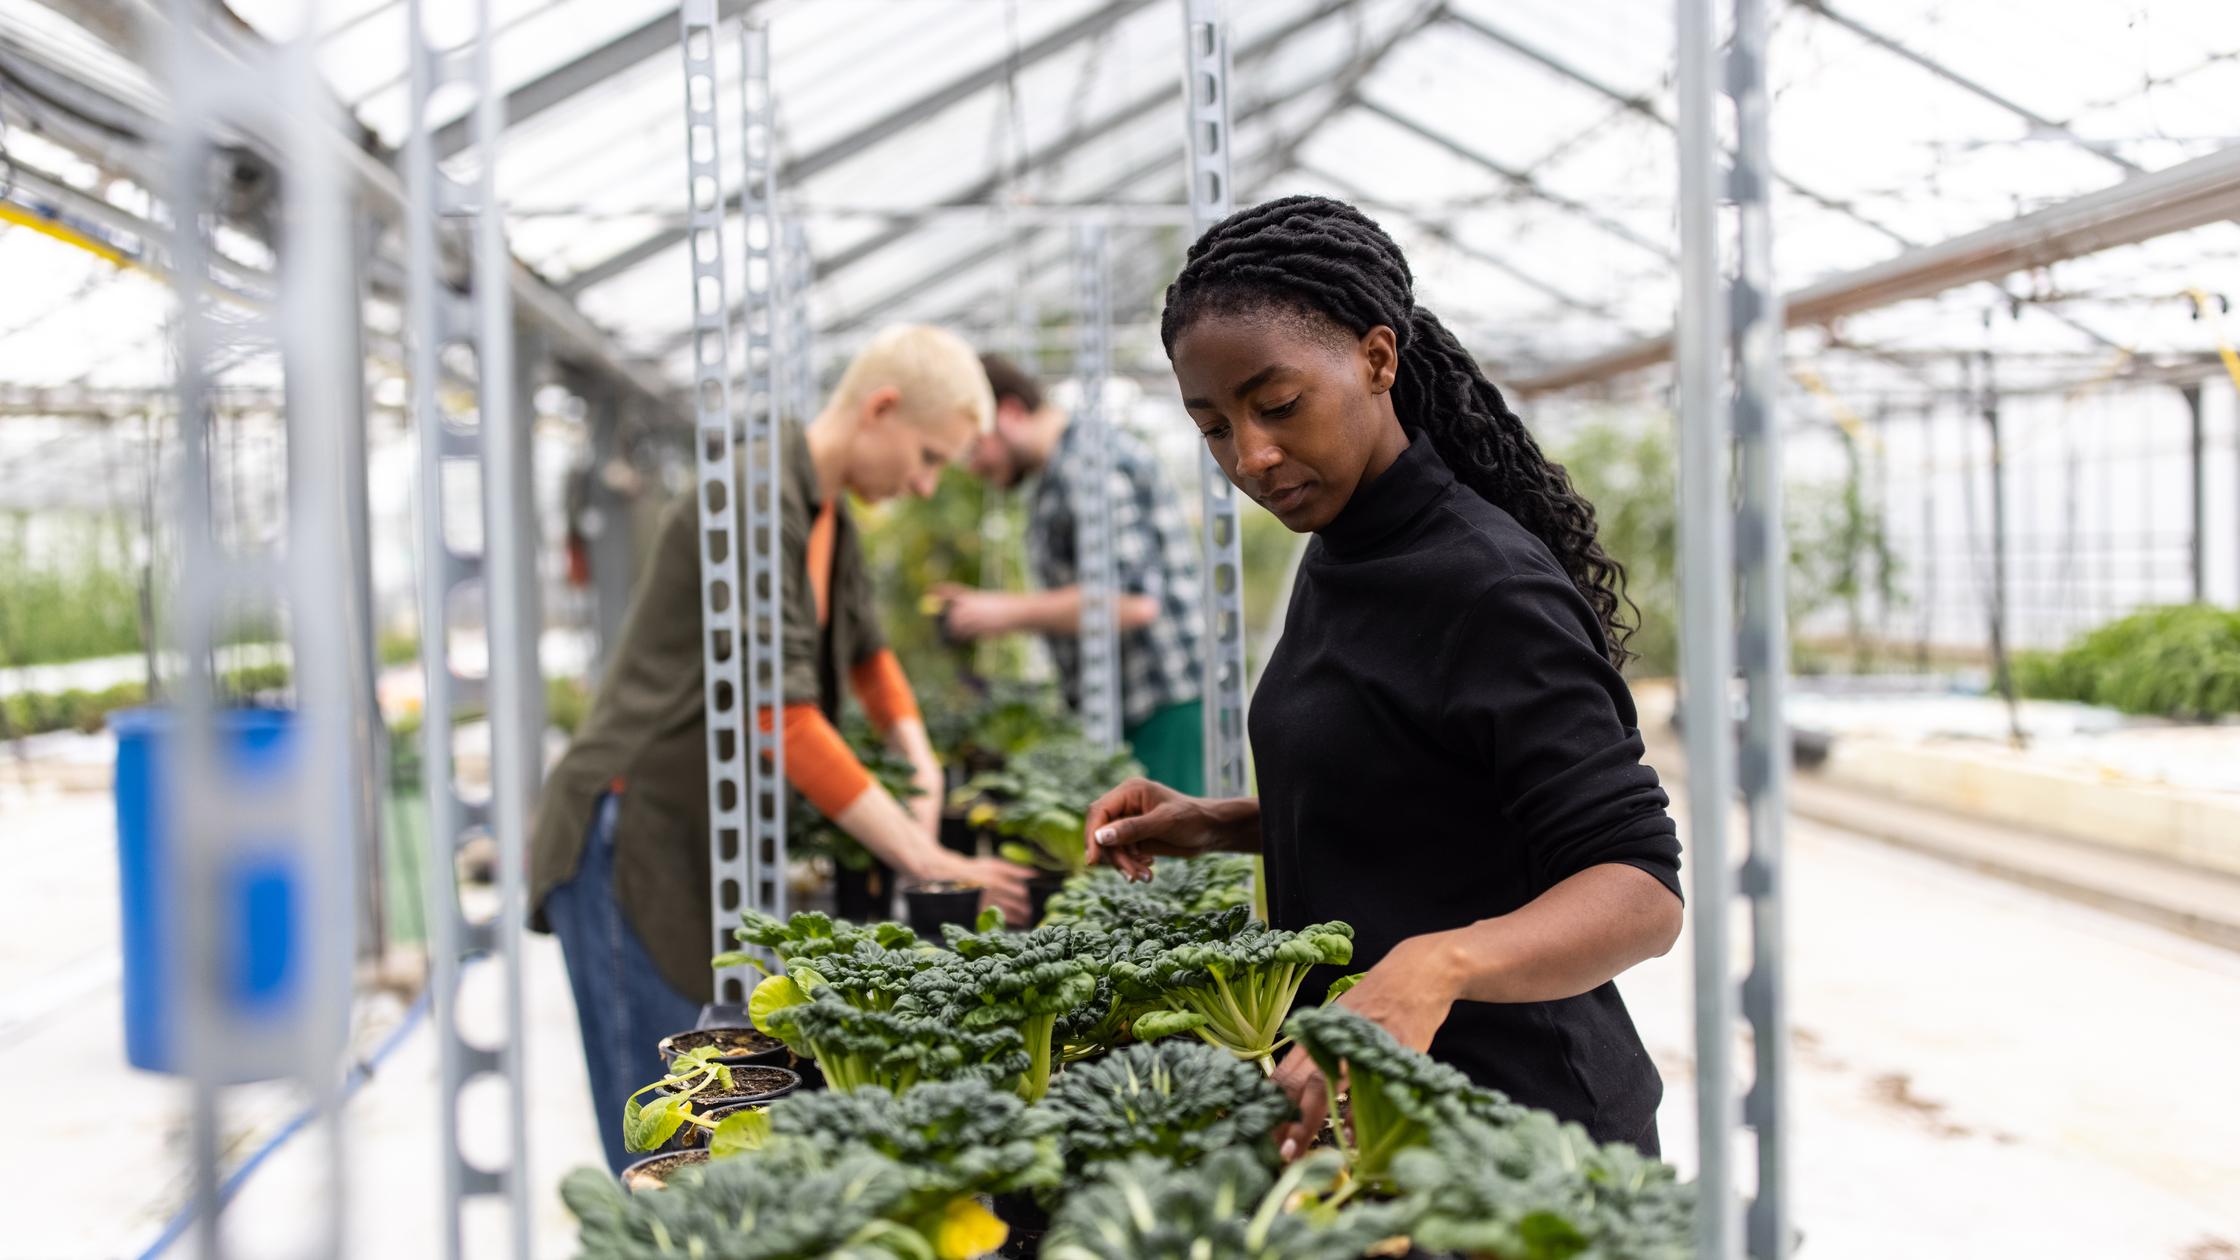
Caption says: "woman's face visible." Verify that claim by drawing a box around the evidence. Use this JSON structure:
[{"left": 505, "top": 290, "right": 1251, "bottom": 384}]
[{"left": 1171, "top": 310, "right": 1405, "bottom": 533}]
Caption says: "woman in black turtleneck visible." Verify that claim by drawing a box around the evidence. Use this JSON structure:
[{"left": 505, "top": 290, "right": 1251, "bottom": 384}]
[{"left": 1085, "top": 197, "right": 1684, "bottom": 1156}]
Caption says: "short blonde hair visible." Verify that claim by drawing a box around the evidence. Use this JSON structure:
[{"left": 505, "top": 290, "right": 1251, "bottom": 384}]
[{"left": 830, "top": 324, "right": 996, "bottom": 435}]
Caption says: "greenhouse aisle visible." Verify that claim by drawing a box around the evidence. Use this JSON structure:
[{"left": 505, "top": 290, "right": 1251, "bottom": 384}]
[{"left": 4, "top": 754, "right": 2238, "bottom": 1257}]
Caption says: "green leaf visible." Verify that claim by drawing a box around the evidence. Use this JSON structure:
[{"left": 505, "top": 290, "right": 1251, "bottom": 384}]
[
  {"left": 623, "top": 1094, "right": 690, "bottom": 1153},
  {"left": 974, "top": 904, "right": 1006, "bottom": 933},
  {"left": 748, "top": 969, "right": 819, "bottom": 1037},
  {"left": 1131, "top": 1010, "right": 1210, "bottom": 1043},
  {"left": 1322, "top": 973, "right": 1364, "bottom": 1005},
  {"left": 997, "top": 840, "right": 1044, "bottom": 868},
  {"left": 707, "top": 950, "right": 769, "bottom": 975},
  {"left": 707, "top": 1107, "right": 771, "bottom": 1159}
]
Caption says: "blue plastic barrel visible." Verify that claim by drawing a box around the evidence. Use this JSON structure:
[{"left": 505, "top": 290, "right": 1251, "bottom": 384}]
[{"left": 112, "top": 706, "right": 322, "bottom": 1080}]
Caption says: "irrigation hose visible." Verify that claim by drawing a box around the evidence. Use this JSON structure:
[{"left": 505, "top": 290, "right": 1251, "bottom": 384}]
[{"left": 130, "top": 979, "right": 438, "bottom": 1260}]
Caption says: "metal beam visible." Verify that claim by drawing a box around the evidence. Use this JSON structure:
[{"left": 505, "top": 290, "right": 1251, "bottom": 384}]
[
  {"left": 650, "top": 0, "right": 1368, "bottom": 362},
  {"left": 1512, "top": 140, "right": 2240, "bottom": 394},
  {"left": 431, "top": 0, "right": 762, "bottom": 161},
  {"left": 1300, "top": 163, "right": 1626, "bottom": 321},
  {"left": 808, "top": 0, "right": 1361, "bottom": 289},
  {"left": 563, "top": 0, "right": 1166, "bottom": 294},
  {"left": 1792, "top": 0, "right": 2142, "bottom": 175},
  {"left": 1352, "top": 95, "right": 1676, "bottom": 262}
]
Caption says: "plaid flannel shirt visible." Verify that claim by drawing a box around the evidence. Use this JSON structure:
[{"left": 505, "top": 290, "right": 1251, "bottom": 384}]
[{"left": 1024, "top": 417, "right": 1204, "bottom": 729}]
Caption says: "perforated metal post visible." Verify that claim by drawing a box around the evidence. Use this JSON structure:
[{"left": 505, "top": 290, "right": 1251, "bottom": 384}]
[
  {"left": 738, "top": 15, "right": 789, "bottom": 968},
  {"left": 678, "top": 1, "right": 754, "bottom": 994},
  {"left": 161, "top": 3, "right": 356, "bottom": 1254},
  {"left": 1072, "top": 222, "right": 1123, "bottom": 750},
  {"left": 1678, "top": 0, "right": 1789, "bottom": 1255},
  {"left": 1730, "top": 0, "right": 1790, "bottom": 1252},
  {"left": 405, "top": 0, "right": 531, "bottom": 1253},
  {"left": 782, "top": 220, "right": 816, "bottom": 424},
  {"left": 1180, "top": 0, "right": 1247, "bottom": 796}
]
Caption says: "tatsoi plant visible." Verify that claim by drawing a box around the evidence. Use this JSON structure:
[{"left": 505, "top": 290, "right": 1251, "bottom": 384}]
[
  {"left": 759, "top": 991, "right": 1029, "bottom": 1095},
  {"left": 622, "top": 1046, "right": 772, "bottom": 1155},
  {"left": 746, "top": 938, "right": 946, "bottom": 1029},
  {"left": 1392, "top": 1112, "right": 1695, "bottom": 1260},
  {"left": 1042, "top": 854, "right": 1258, "bottom": 931},
  {"left": 1115, "top": 908, "right": 1355, "bottom": 1070},
  {"left": 954, "top": 738, "right": 1142, "bottom": 876},
  {"left": 758, "top": 1078, "right": 1061, "bottom": 1216},
  {"left": 1039, "top": 1149, "right": 1406, "bottom": 1260},
  {"left": 718, "top": 910, "right": 920, "bottom": 972},
  {"left": 906, "top": 924, "right": 1098, "bottom": 1100},
  {"left": 1037, "top": 1040, "right": 1290, "bottom": 1174},
  {"left": 1284, "top": 1004, "right": 1523, "bottom": 1194},
  {"left": 563, "top": 1146, "right": 1007, "bottom": 1260}
]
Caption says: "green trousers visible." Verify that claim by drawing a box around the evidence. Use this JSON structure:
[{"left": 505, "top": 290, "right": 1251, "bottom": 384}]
[{"left": 1124, "top": 698, "right": 1205, "bottom": 796}]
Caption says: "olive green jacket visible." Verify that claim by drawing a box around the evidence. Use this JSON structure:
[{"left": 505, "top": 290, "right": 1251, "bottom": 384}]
[{"left": 528, "top": 421, "right": 885, "bottom": 1001}]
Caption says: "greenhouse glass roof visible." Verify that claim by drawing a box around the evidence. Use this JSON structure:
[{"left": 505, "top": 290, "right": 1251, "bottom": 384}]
[{"left": 1, "top": 0, "right": 2238, "bottom": 410}]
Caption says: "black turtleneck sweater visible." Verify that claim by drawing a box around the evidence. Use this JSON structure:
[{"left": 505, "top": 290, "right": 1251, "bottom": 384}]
[{"left": 1251, "top": 431, "right": 1682, "bottom": 1150}]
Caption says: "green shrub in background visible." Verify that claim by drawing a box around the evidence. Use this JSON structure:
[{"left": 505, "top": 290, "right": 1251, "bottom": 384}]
[
  {"left": 2014, "top": 604, "right": 2240, "bottom": 720},
  {"left": 0, "top": 511, "right": 146, "bottom": 668}
]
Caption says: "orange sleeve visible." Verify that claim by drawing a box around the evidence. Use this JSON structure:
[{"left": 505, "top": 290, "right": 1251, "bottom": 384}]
[
  {"left": 758, "top": 704, "right": 875, "bottom": 818},
  {"left": 849, "top": 648, "right": 921, "bottom": 732}
]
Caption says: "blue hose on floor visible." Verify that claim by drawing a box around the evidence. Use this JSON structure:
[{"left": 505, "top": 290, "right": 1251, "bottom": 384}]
[{"left": 131, "top": 982, "right": 436, "bottom": 1260}]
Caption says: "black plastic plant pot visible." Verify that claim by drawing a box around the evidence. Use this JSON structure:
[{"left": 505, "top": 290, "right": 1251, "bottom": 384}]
[
  {"left": 620, "top": 1148, "right": 708, "bottom": 1193},
  {"left": 905, "top": 880, "right": 984, "bottom": 939},
  {"left": 657, "top": 1025, "right": 790, "bottom": 1069},
  {"left": 833, "top": 857, "right": 896, "bottom": 923},
  {"left": 657, "top": 1064, "right": 799, "bottom": 1150},
  {"left": 1025, "top": 872, "right": 1068, "bottom": 927},
  {"left": 990, "top": 1192, "right": 1051, "bottom": 1259},
  {"left": 937, "top": 811, "right": 979, "bottom": 857}
]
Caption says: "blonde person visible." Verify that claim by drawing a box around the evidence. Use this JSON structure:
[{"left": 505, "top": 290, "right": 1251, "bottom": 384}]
[{"left": 530, "top": 325, "right": 1034, "bottom": 1173}]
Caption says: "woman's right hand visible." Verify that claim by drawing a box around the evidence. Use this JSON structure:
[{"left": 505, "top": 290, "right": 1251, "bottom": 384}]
[{"left": 1082, "top": 778, "right": 1246, "bottom": 881}]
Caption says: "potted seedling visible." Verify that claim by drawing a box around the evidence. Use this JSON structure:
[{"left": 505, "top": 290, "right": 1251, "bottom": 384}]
[
  {"left": 955, "top": 737, "right": 1142, "bottom": 925},
  {"left": 655, "top": 1025, "right": 789, "bottom": 1069},
  {"left": 621, "top": 1045, "right": 797, "bottom": 1155},
  {"left": 616, "top": 1147, "right": 708, "bottom": 1193}
]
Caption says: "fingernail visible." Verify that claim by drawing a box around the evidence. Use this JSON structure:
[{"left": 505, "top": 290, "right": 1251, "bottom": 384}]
[
  {"left": 1094, "top": 827, "right": 1117, "bottom": 845},
  {"left": 1279, "top": 1138, "right": 1297, "bottom": 1161}
]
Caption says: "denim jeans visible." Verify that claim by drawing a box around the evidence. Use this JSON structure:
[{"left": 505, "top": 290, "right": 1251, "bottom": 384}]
[{"left": 542, "top": 791, "right": 702, "bottom": 1175}]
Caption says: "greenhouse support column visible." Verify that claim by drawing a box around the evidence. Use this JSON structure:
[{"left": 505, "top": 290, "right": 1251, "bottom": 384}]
[
  {"left": 162, "top": 2, "right": 357, "bottom": 1253},
  {"left": 1730, "top": 0, "right": 1790, "bottom": 1252},
  {"left": 1180, "top": 0, "right": 1248, "bottom": 797},
  {"left": 1980, "top": 351, "right": 2021, "bottom": 747},
  {"left": 344, "top": 209, "right": 387, "bottom": 965},
  {"left": 2182, "top": 383, "right": 2205, "bottom": 603},
  {"left": 738, "top": 14, "right": 789, "bottom": 969},
  {"left": 1073, "top": 222, "right": 1123, "bottom": 751},
  {"left": 406, "top": 0, "right": 532, "bottom": 1252},
  {"left": 1678, "top": 0, "right": 1790, "bottom": 1253}
]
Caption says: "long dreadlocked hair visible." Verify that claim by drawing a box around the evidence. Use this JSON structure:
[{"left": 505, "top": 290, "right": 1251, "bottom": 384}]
[{"left": 1160, "top": 195, "right": 1637, "bottom": 667}]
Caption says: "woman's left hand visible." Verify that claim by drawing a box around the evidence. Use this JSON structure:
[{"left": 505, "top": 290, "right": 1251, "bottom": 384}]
[{"left": 1270, "top": 932, "right": 1463, "bottom": 1160}]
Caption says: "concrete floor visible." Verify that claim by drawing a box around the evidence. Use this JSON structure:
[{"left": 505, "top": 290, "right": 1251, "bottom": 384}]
[{"left": 3, "top": 745, "right": 2237, "bottom": 1258}]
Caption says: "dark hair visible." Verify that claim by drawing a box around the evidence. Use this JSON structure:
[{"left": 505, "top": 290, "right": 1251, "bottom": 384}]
[
  {"left": 1159, "top": 195, "right": 1636, "bottom": 667},
  {"left": 980, "top": 352, "right": 1044, "bottom": 414}
]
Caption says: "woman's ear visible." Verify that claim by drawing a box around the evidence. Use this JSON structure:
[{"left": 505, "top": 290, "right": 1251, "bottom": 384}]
[
  {"left": 1361, "top": 325, "right": 1399, "bottom": 395},
  {"left": 856, "top": 384, "right": 904, "bottom": 429}
]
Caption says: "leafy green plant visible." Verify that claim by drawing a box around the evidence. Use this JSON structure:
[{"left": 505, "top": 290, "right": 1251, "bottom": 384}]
[
  {"left": 757, "top": 990, "right": 1029, "bottom": 1095},
  {"left": 719, "top": 909, "right": 921, "bottom": 972},
  {"left": 923, "top": 680, "right": 1075, "bottom": 772},
  {"left": 563, "top": 1145, "right": 1008, "bottom": 1260},
  {"left": 1392, "top": 1112, "right": 1695, "bottom": 1260},
  {"left": 1042, "top": 854, "right": 1257, "bottom": 930},
  {"left": 621, "top": 1046, "right": 779, "bottom": 1154},
  {"left": 1115, "top": 908, "right": 1354, "bottom": 1070},
  {"left": 1038, "top": 1040, "right": 1290, "bottom": 1174},
  {"left": 1284, "top": 1004, "right": 1523, "bottom": 1195},
  {"left": 903, "top": 923, "right": 1098, "bottom": 1100},
  {"left": 955, "top": 737, "right": 1142, "bottom": 876},
  {"left": 2013, "top": 604, "right": 2240, "bottom": 719},
  {"left": 1040, "top": 1148, "right": 1406, "bottom": 1260},
  {"left": 758, "top": 1077, "right": 1061, "bottom": 1215}
]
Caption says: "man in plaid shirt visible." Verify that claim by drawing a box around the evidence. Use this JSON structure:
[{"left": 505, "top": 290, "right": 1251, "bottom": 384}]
[{"left": 939, "top": 354, "right": 1207, "bottom": 792}]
